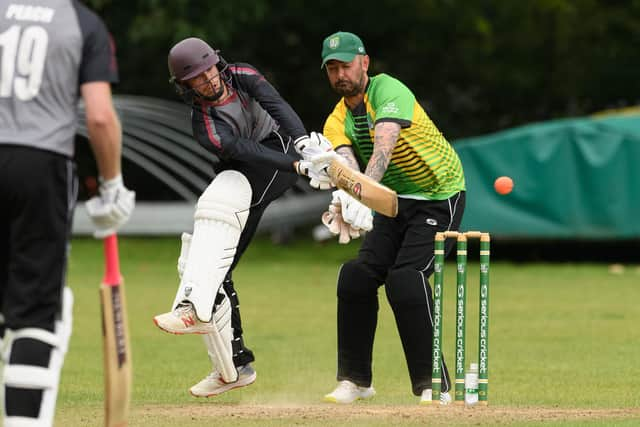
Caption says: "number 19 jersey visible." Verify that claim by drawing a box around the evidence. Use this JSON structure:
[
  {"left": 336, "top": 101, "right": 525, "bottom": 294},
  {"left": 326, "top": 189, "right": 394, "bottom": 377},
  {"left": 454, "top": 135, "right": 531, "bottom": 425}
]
[{"left": 0, "top": 0, "right": 117, "bottom": 157}]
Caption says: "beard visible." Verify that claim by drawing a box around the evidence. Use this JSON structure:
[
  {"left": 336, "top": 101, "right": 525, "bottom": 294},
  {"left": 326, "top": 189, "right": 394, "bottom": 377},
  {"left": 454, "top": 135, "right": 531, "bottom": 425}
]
[
  {"left": 200, "top": 83, "right": 225, "bottom": 102},
  {"left": 332, "top": 76, "right": 364, "bottom": 97},
  {"left": 195, "top": 76, "right": 225, "bottom": 101}
]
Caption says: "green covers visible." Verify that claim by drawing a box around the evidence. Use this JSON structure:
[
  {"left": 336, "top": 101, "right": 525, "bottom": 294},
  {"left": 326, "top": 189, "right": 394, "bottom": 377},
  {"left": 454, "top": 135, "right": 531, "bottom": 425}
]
[{"left": 454, "top": 112, "right": 640, "bottom": 238}]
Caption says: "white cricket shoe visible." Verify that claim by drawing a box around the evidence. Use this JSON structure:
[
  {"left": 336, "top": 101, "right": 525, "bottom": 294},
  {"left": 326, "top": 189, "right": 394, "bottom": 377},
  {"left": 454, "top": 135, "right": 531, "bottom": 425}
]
[
  {"left": 190, "top": 364, "right": 256, "bottom": 397},
  {"left": 419, "top": 389, "right": 452, "bottom": 405},
  {"left": 153, "top": 303, "right": 215, "bottom": 335},
  {"left": 323, "top": 380, "right": 376, "bottom": 404}
]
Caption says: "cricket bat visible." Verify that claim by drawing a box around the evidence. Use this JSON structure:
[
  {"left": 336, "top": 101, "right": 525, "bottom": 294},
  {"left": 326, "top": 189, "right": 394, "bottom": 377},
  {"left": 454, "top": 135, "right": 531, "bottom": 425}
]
[
  {"left": 100, "top": 234, "right": 132, "bottom": 427},
  {"left": 327, "top": 159, "right": 399, "bottom": 217}
]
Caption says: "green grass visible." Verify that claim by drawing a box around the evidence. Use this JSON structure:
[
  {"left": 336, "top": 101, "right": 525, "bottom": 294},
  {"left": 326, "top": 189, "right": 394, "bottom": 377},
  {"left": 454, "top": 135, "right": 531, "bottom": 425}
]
[{"left": 53, "top": 236, "right": 640, "bottom": 426}]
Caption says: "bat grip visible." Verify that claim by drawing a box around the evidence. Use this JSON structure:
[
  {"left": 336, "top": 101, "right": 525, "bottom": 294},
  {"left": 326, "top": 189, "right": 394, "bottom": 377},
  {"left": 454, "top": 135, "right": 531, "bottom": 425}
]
[{"left": 103, "top": 234, "right": 121, "bottom": 286}]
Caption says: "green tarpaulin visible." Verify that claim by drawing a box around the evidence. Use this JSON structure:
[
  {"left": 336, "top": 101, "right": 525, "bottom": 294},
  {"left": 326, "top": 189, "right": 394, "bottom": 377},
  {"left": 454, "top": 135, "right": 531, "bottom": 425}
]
[{"left": 454, "top": 111, "right": 640, "bottom": 238}]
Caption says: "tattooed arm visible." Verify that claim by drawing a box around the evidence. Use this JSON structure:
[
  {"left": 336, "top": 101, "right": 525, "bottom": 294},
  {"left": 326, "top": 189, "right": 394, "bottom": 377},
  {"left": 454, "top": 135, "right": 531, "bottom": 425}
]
[
  {"left": 365, "top": 121, "right": 400, "bottom": 182},
  {"left": 336, "top": 146, "right": 360, "bottom": 171}
]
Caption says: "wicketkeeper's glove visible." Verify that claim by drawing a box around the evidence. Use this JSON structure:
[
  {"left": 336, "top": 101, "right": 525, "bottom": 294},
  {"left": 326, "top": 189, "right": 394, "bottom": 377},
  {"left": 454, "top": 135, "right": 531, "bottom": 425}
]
[
  {"left": 331, "top": 189, "right": 373, "bottom": 231},
  {"left": 321, "top": 196, "right": 370, "bottom": 244}
]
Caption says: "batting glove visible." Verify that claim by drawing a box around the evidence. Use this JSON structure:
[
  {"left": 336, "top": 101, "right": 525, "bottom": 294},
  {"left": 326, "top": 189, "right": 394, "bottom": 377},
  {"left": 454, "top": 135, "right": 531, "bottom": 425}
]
[
  {"left": 294, "top": 133, "right": 340, "bottom": 190},
  {"left": 85, "top": 174, "right": 136, "bottom": 238},
  {"left": 295, "top": 151, "right": 340, "bottom": 190},
  {"left": 294, "top": 131, "right": 334, "bottom": 159}
]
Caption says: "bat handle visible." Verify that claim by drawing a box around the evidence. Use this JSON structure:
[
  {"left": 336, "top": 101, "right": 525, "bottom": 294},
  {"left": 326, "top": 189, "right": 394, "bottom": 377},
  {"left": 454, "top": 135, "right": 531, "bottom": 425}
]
[{"left": 103, "top": 234, "right": 121, "bottom": 286}]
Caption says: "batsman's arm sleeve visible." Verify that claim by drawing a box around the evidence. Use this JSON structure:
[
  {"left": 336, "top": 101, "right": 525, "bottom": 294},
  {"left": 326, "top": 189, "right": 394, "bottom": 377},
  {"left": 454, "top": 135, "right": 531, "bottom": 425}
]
[
  {"left": 232, "top": 62, "right": 307, "bottom": 140},
  {"left": 192, "top": 107, "right": 297, "bottom": 172}
]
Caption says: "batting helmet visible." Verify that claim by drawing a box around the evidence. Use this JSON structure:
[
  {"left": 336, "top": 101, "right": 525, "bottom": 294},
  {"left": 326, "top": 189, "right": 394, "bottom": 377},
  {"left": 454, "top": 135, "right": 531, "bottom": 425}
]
[{"left": 168, "top": 37, "right": 220, "bottom": 82}]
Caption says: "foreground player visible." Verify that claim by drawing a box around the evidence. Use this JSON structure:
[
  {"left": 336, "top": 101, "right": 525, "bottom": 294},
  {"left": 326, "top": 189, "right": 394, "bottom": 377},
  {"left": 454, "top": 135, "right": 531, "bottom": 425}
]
[
  {"left": 318, "top": 31, "right": 466, "bottom": 405},
  {"left": 153, "top": 37, "right": 334, "bottom": 397},
  {"left": 0, "top": 2, "right": 134, "bottom": 425}
]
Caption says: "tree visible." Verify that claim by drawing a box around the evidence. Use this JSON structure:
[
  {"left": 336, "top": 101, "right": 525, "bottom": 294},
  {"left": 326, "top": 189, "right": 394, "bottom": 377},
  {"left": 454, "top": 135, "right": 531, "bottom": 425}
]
[{"left": 87, "top": 0, "right": 640, "bottom": 138}]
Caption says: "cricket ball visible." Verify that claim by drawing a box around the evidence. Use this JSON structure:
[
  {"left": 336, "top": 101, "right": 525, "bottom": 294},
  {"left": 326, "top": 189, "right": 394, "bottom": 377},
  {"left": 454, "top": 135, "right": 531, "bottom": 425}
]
[{"left": 494, "top": 176, "right": 514, "bottom": 195}]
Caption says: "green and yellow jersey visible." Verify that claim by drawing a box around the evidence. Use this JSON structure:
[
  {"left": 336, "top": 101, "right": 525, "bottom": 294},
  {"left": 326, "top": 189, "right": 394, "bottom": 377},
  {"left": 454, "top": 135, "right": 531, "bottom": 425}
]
[{"left": 323, "top": 73, "right": 465, "bottom": 200}]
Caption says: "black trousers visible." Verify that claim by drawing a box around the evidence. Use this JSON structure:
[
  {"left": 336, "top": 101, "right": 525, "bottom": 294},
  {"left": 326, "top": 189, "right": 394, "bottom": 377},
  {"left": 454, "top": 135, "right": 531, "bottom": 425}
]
[
  {"left": 215, "top": 132, "right": 300, "bottom": 366},
  {"left": 0, "top": 145, "right": 76, "bottom": 417},
  {"left": 336, "top": 191, "right": 465, "bottom": 395},
  {"left": 0, "top": 145, "right": 75, "bottom": 331}
]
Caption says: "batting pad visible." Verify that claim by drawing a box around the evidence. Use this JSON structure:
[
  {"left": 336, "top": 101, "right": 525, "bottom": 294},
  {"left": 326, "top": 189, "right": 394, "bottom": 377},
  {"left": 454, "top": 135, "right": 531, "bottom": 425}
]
[
  {"left": 172, "top": 170, "right": 251, "bottom": 322},
  {"left": 176, "top": 232, "right": 192, "bottom": 279},
  {"left": 3, "top": 287, "right": 73, "bottom": 427},
  {"left": 203, "top": 286, "right": 237, "bottom": 383}
]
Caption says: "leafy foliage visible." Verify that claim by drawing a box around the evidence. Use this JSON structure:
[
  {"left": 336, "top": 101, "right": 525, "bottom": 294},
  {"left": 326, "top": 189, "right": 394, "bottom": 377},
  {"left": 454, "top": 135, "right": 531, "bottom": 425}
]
[{"left": 85, "top": 0, "right": 640, "bottom": 138}]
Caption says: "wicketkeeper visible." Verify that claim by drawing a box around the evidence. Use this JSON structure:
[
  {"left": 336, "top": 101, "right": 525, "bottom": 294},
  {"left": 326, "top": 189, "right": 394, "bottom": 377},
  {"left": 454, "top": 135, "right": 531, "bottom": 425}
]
[
  {"left": 153, "top": 37, "right": 338, "bottom": 397},
  {"left": 318, "top": 31, "right": 467, "bottom": 405}
]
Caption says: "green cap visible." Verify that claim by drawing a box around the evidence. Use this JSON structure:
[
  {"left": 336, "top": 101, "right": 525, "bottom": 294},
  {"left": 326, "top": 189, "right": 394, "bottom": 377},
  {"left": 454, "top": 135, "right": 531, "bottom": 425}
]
[{"left": 321, "top": 31, "right": 366, "bottom": 68}]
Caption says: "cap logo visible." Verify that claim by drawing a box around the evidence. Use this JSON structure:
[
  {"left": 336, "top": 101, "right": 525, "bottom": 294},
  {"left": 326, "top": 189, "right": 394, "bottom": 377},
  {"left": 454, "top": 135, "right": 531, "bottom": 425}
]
[
  {"left": 329, "top": 36, "right": 340, "bottom": 49},
  {"left": 358, "top": 47, "right": 365, "bottom": 53}
]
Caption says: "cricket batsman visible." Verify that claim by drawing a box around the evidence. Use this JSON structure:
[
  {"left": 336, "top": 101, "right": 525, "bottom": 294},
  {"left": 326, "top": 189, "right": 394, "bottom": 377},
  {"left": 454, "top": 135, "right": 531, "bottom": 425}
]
[{"left": 153, "top": 37, "right": 340, "bottom": 397}]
